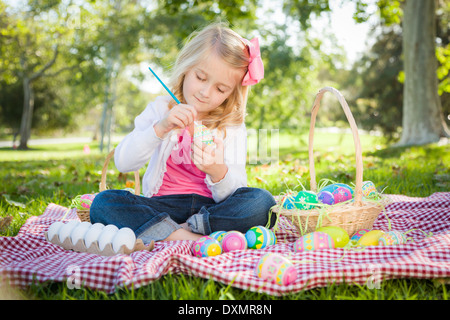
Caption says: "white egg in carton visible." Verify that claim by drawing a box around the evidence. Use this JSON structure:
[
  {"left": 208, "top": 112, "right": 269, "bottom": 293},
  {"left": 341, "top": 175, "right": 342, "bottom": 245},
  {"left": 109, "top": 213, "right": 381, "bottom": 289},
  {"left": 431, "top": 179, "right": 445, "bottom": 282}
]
[{"left": 45, "top": 221, "right": 154, "bottom": 256}]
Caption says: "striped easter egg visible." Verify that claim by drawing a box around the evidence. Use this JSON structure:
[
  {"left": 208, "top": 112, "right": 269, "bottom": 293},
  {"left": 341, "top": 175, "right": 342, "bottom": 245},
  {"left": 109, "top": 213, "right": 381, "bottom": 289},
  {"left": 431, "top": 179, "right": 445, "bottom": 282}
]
[{"left": 293, "top": 231, "right": 335, "bottom": 252}]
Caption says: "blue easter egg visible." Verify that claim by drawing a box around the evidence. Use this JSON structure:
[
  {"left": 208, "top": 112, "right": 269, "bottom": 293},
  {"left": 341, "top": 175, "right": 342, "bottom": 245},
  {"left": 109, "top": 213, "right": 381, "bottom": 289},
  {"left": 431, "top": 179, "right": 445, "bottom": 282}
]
[
  {"left": 210, "top": 231, "right": 227, "bottom": 242},
  {"left": 282, "top": 192, "right": 296, "bottom": 209},
  {"left": 245, "top": 226, "right": 272, "bottom": 249}
]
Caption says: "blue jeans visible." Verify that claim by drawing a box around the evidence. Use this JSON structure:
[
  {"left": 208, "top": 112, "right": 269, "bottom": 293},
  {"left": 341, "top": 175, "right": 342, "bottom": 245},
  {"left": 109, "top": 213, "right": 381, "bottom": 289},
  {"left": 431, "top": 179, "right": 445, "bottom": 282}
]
[{"left": 89, "top": 187, "right": 277, "bottom": 243}]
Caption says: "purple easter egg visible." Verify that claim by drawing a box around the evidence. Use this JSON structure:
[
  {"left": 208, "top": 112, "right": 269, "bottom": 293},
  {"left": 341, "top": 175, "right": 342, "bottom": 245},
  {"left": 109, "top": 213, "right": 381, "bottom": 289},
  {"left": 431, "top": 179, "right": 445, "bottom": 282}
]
[{"left": 318, "top": 190, "right": 335, "bottom": 205}]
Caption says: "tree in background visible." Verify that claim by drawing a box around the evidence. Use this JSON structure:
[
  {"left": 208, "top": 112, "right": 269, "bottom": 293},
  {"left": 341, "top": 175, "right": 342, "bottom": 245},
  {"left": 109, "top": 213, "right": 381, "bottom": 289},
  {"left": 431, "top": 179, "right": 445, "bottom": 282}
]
[
  {"left": 399, "top": 0, "right": 449, "bottom": 146},
  {"left": 284, "top": 0, "right": 450, "bottom": 146}
]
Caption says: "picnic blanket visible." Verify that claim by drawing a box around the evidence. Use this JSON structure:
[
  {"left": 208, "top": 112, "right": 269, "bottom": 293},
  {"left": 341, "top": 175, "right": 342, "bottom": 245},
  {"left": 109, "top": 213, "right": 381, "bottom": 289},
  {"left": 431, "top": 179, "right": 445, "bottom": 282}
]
[{"left": 0, "top": 192, "right": 449, "bottom": 295}]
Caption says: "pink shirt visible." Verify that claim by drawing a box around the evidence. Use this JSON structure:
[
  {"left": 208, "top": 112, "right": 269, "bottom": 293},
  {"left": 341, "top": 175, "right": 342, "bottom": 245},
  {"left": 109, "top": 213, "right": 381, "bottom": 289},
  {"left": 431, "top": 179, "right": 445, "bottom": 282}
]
[{"left": 155, "top": 128, "right": 213, "bottom": 198}]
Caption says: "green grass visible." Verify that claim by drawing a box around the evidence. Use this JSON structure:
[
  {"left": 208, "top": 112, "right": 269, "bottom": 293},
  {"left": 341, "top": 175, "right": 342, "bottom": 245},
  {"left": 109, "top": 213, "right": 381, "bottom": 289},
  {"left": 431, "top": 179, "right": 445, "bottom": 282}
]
[{"left": 0, "top": 131, "right": 449, "bottom": 300}]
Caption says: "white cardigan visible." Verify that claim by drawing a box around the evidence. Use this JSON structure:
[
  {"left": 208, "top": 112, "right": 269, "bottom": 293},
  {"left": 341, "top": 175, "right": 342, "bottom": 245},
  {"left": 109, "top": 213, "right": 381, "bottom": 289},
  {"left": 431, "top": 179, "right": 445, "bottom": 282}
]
[{"left": 114, "top": 96, "right": 248, "bottom": 203}]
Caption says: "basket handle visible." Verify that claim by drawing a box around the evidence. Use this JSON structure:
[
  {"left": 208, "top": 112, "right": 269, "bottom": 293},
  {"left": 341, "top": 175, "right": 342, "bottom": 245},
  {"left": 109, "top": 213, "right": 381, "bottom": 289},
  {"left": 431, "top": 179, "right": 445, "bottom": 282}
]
[
  {"left": 308, "top": 87, "right": 363, "bottom": 206},
  {"left": 100, "top": 149, "right": 141, "bottom": 195}
]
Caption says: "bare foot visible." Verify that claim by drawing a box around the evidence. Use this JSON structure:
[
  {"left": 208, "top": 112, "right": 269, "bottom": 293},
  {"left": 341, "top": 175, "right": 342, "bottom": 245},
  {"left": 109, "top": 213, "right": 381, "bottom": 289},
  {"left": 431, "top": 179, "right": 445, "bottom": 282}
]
[{"left": 163, "top": 228, "right": 203, "bottom": 241}]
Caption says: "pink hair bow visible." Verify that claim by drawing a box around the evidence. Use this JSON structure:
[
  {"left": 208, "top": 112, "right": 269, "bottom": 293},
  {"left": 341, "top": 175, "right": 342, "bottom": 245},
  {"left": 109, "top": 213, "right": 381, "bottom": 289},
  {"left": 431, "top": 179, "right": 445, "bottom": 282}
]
[{"left": 242, "top": 37, "right": 264, "bottom": 86}]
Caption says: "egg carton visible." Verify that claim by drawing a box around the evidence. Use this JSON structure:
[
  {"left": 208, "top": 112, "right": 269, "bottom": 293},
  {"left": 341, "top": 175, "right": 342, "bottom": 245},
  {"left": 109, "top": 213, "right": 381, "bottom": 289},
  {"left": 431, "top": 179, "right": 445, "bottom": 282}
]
[{"left": 44, "top": 231, "right": 154, "bottom": 257}]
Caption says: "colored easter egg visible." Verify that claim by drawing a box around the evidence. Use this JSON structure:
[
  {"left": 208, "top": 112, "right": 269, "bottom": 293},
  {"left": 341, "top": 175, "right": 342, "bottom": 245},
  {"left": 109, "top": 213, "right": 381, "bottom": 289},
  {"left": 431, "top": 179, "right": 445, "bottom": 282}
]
[
  {"left": 282, "top": 192, "right": 296, "bottom": 209},
  {"left": 269, "top": 229, "right": 277, "bottom": 245},
  {"left": 321, "top": 183, "right": 354, "bottom": 196},
  {"left": 294, "top": 191, "right": 318, "bottom": 210},
  {"left": 221, "top": 231, "right": 247, "bottom": 252},
  {"left": 192, "top": 236, "right": 222, "bottom": 258},
  {"left": 194, "top": 124, "right": 214, "bottom": 145},
  {"left": 80, "top": 194, "right": 96, "bottom": 209},
  {"left": 350, "top": 229, "right": 370, "bottom": 242},
  {"left": 332, "top": 186, "right": 353, "bottom": 204},
  {"left": 209, "top": 231, "right": 227, "bottom": 242},
  {"left": 293, "top": 231, "right": 335, "bottom": 252},
  {"left": 245, "top": 226, "right": 272, "bottom": 249},
  {"left": 378, "top": 231, "right": 407, "bottom": 246},
  {"left": 362, "top": 181, "right": 378, "bottom": 198},
  {"left": 357, "top": 230, "right": 385, "bottom": 246},
  {"left": 255, "top": 253, "right": 297, "bottom": 286},
  {"left": 317, "top": 190, "right": 335, "bottom": 205},
  {"left": 316, "top": 226, "right": 349, "bottom": 248}
]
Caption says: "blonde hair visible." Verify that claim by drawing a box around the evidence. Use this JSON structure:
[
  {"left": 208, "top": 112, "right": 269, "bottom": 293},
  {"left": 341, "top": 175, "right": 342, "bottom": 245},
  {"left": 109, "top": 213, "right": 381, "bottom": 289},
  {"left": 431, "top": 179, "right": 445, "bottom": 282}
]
[{"left": 168, "top": 22, "right": 250, "bottom": 132}]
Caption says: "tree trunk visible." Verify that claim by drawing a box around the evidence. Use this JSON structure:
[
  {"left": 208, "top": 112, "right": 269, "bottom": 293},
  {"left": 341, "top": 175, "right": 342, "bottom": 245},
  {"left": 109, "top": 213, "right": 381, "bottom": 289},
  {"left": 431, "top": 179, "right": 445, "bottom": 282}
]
[
  {"left": 398, "top": 0, "right": 450, "bottom": 146},
  {"left": 18, "top": 77, "right": 34, "bottom": 150}
]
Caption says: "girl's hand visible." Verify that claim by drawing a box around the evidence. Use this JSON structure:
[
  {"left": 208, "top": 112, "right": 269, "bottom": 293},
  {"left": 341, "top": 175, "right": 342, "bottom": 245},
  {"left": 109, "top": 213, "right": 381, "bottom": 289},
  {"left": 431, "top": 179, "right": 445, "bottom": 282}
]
[
  {"left": 192, "top": 136, "right": 228, "bottom": 183},
  {"left": 154, "top": 104, "right": 197, "bottom": 138}
]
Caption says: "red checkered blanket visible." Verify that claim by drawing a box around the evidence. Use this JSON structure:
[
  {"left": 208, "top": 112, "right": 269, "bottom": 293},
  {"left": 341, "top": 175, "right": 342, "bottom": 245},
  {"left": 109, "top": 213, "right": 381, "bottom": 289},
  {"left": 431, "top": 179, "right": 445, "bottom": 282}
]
[{"left": 1, "top": 192, "right": 449, "bottom": 295}]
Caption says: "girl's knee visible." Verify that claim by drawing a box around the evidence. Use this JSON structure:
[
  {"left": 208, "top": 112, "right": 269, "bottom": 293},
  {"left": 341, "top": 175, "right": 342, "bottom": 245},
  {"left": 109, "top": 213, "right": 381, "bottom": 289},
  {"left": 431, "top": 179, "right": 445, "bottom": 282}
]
[{"left": 90, "top": 190, "right": 125, "bottom": 223}]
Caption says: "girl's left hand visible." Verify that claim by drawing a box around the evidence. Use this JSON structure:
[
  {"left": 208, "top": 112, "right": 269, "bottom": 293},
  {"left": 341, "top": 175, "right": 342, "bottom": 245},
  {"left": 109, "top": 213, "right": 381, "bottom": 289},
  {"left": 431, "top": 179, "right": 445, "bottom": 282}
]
[{"left": 191, "top": 136, "right": 228, "bottom": 183}]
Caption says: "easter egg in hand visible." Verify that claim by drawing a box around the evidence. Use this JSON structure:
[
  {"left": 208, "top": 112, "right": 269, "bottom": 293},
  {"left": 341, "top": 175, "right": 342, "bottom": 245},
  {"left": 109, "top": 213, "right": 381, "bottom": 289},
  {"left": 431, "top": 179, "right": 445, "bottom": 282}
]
[
  {"left": 221, "top": 231, "right": 247, "bottom": 252},
  {"left": 316, "top": 226, "right": 349, "bottom": 248},
  {"left": 357, "top": 230, "right": 385, "bottom": 246},
  {"left": 245, "top": 226, "right": 272, "bottom": 249},
  {"left": 194, "top": 124, "right": 214, "bottom": 145},
  {"left": 293, "top": 231, "right": 335, "bottom": 252},
  {"left": 192, "top": 236, "right": 222, "bottom": 258},
  {"left": 255, "top": 253, "right": 297, "bottom": 286},
  {"left": 294, "top": 191, "right": 318, "bottom": 210},
  {"left": 378, "top": 230, "right": 407, "bottom": 246}
]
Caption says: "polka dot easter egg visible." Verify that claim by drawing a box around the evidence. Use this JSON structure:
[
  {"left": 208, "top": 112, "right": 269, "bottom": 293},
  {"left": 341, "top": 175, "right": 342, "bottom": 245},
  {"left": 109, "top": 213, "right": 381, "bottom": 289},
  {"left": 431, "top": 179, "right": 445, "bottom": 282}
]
[
  {"left": 221, "top": 231, "right": 247, "bottom": 252},
  {"left": 245, "top": 226, "right": 272, "bottom": 249},
  {"left": 332, "top": 186, "right": 353, "bottom": 204},
  {"left": 378, "top": 231, "right": 407, "bottom": 246},
  {"left": 362, "top": 181, "right": 378, "bottom": 198},
  {"left": 293, "top": 231, "right": 335, "bottom": 252},
  {"left": 294, "top": 191, "right": 318, "bottom": 210},
  {"left": 255, "top": 253, "right": 297, "bottom": 286},
  {"left": 351, "top": 229, "right": 370, "bottom": 242},
  {"left": 194, "top": 123, "right": 214, "bottom": 146},
  {"left": 192, "top": 236, "right": 222, "bottom": 258}
]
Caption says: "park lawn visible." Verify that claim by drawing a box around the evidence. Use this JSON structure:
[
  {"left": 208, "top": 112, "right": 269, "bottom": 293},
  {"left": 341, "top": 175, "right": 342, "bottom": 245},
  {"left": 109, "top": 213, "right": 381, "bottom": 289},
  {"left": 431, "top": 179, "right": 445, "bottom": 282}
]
[{"left": 0, "top": 131, "right": 449, "bottom": 300}]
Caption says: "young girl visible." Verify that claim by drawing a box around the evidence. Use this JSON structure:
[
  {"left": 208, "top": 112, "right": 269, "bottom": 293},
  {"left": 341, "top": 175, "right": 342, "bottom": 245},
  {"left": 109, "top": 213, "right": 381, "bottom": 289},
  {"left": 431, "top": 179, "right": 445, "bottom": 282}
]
[{"left": 90, "top": 23, "right": 276, "bottom": 243}]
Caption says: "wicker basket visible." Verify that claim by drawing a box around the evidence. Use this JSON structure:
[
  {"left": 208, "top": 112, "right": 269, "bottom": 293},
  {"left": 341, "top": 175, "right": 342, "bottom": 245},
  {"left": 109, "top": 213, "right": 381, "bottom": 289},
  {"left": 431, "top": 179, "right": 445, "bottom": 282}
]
[
  {"left": 76, "top": 148, "right": 141, "bottom": 223},
  {"left": 272, "top": 87, "right": 390, "bottom": 236}
]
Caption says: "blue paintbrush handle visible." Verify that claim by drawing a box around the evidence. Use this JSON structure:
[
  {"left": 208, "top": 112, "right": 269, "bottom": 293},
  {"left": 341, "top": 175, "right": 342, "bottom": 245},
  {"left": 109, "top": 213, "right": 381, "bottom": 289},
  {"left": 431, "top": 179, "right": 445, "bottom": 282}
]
[{"left": 148, "top": 66, "right": 181, "bottom": 104}]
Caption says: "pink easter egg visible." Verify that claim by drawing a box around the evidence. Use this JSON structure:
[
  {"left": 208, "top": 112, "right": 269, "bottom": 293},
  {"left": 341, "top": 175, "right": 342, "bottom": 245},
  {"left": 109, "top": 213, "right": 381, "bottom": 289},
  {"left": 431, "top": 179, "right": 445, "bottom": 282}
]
[
  {"left": 332, "top": 186, "right": 353, "bottom": 204},
  {"left": 221, "top": 231, "right": 247, "bottom": 252},
  {"left": 255, "top": 253, "right": 297, "bottom": 286},
  {"left": 192, "top": 236, "right": 222, "bottom": 258},
  {"left": 351, "top": 229, "right": 370, "bottom": 242},
  {"left": 293, "top": 231, "right": 335, "bottom": 252},
  {"left": 80, "top": 194, "right": 96, "bottom": 209}
]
